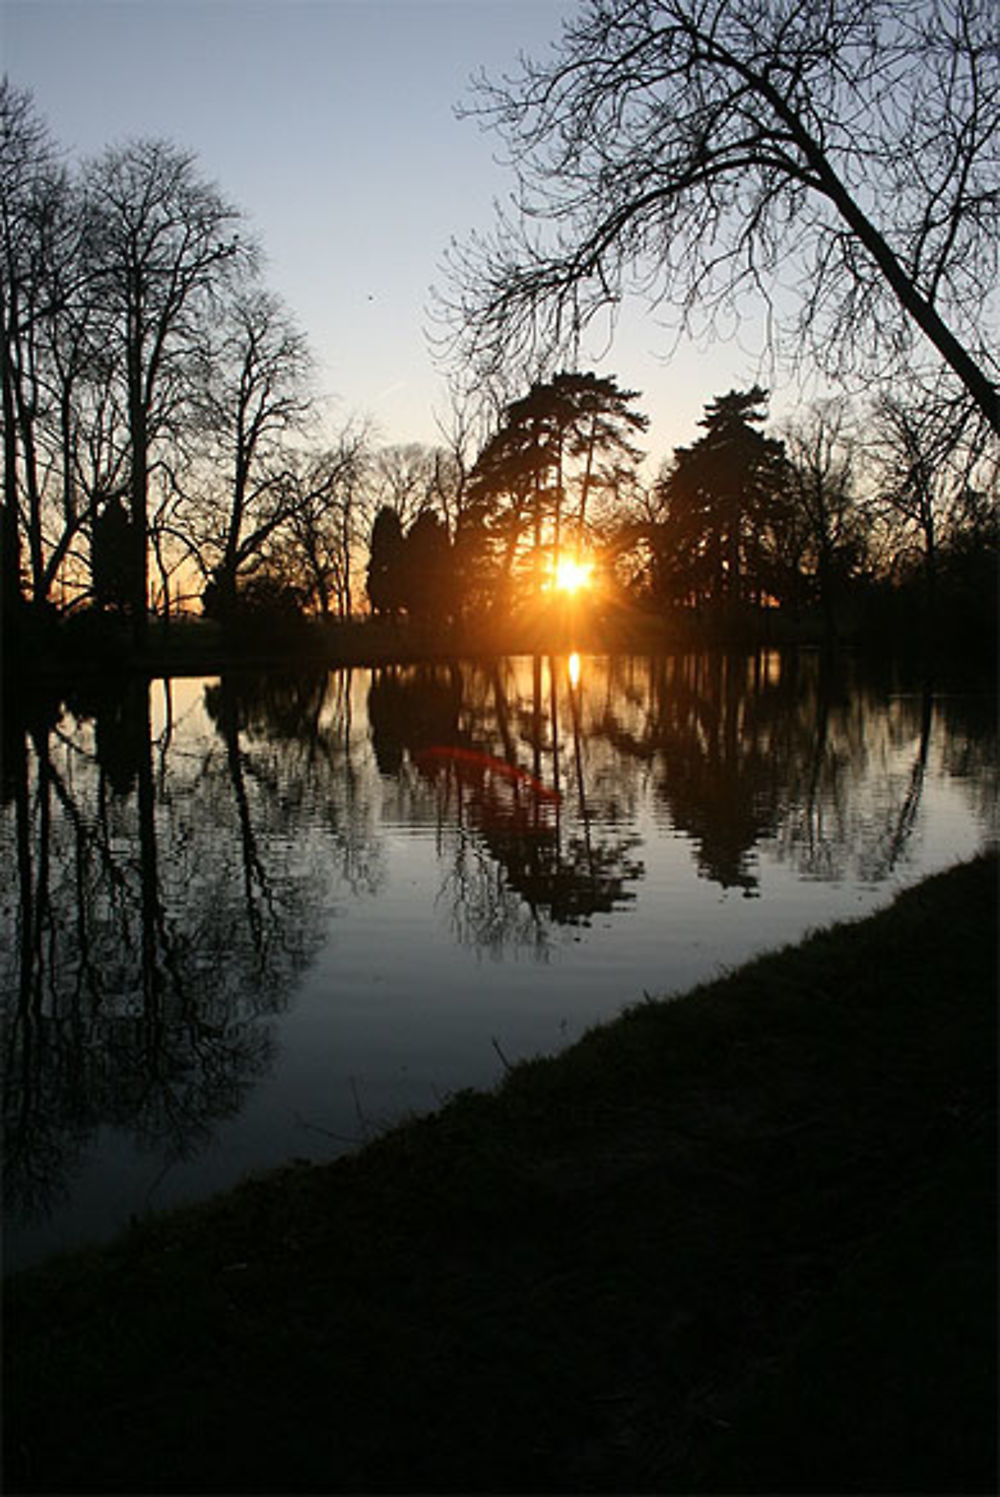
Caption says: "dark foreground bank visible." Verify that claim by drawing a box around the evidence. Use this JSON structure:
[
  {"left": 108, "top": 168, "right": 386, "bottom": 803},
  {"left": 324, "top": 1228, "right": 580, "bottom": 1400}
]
[{"left": 4, "top": 855, "right": 997, "bottom": 1495}]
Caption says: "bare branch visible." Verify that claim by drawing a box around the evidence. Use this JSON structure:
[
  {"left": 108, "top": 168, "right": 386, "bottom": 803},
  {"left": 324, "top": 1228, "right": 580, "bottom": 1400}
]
[{"left": 436, "top": 0, "right": 999, "bottom": 432}]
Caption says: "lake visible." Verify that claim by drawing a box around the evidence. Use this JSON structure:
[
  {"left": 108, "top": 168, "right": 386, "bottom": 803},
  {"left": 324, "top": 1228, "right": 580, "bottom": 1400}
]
[{"left": 2, "top": 649, "right": 996, "bottom": 1272}]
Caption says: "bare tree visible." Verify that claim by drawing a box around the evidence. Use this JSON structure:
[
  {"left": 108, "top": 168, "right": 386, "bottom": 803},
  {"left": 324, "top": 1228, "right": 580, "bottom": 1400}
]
[
  {"left": 783, "top": 400, "right": 867, "bottom": 640},
  {"left": 3, "top": 99, "right": 355, "bottom": 635},
  {"left": 361, "top": 442, "right": 457, "bottom": 534},
  {"left": 1, "top": 79, "right": 48, "bottom": 612},
  {"left": 0, "top": 84, "right": 132, "bottom": 619},
  {"left": 82, "top": 139, "right": 251, "bottom": 643},
  {"left": 281, "top": 426, "right": 371, "bottom": 619},
  {"left": 868, "top": 376, "right": 996, "bottom": 618},
  {"left": 0, "top": 80, "right": 91, "bottom": 612},
  {"left": 443, "top": 0, "right": 999, "bottom": 433},
  {"left": 189, "top": 286, "right": 313, "bottom": 618}
]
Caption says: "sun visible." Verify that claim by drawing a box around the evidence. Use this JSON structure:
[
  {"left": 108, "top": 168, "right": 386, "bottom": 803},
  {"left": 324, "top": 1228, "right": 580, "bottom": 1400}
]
[{"left": 552, "top": 556, "right": 593, "bottom": 595}]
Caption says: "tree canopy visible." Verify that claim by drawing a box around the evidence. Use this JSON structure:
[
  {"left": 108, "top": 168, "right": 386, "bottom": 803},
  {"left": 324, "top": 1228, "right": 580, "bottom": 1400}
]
[
  {"left": 464, "top": 370, "right": 648, "bottom": 602},
  {"left": 652, "top": 386, "right": 789, "bottom": 610},
  {"left": 3, "top": 71, "right": 994, "bottom": 654},
  {"left": 444, "top": 0, "right": 999, "bottom": 433}
]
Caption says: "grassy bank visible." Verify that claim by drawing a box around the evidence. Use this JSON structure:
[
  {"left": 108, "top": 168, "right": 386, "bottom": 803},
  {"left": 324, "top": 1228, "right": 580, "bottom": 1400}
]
[{"left": 4, "top": 854, "right": 997, "bottom": 1494}]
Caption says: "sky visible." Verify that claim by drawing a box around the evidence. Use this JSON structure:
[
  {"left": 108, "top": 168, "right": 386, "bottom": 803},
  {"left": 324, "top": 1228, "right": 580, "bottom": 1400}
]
[{"left": 2, "top": 0, "right": 789, "bottom": 465}]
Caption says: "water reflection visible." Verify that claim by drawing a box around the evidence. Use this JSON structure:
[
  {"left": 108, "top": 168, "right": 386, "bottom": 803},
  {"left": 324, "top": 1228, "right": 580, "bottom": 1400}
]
[
  {"left": 371, "top": 659, "right": 644, "bottom": 941},
  {"left": 1, "top": 670, "right": 371, "bottom": 1231},
  {"left": 1, "top": 651, "right": 995, "bottom": 1262},
  {"left": 597, "top": 653, "right": 944, "bottom": 891}
]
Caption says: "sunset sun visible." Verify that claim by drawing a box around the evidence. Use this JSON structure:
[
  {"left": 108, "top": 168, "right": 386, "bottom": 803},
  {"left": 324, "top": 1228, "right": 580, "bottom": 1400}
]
[{"left": 552, "top": 556, "right": 593, "bottom": 595}]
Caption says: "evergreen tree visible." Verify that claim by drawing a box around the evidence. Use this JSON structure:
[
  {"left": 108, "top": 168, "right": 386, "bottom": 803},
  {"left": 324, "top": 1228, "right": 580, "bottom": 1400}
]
[
  {"left": 366, "top": 507, "right": 405, "bottom": 618},
  {"left": 465, "top": 371, "right": 647, "bottom": 602},
  {"left": 403, "top": 509, "right": 452, "bottom": 623},
  {"left": 654, "top": 387, "right": 789, "bottom": 612},
  {"left": 91, "top": 496, "right": 133, "bottom": 614}
]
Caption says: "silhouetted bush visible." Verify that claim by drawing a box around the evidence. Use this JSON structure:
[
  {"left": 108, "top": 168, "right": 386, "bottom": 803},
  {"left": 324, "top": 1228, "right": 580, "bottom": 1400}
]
[{"left": 202, "top": 572, "right": 308, "bottom": 649}]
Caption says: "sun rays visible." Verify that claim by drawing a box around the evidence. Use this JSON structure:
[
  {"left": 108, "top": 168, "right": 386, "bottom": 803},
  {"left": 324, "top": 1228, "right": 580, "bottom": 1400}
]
[{"left": 551, "top": 555, "right": 594, "bottom": 595}]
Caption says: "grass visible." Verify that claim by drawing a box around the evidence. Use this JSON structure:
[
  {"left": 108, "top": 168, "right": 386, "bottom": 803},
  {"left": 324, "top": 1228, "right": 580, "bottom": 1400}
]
[{"left": 4, "top": 852, "right": 997, "bottom": 1494}]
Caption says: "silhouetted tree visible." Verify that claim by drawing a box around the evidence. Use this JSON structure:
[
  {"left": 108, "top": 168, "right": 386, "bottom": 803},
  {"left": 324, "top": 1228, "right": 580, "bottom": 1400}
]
[
  {"left": 188, "top": 287, "right": 313, "bottom": 618},
  {"left": 282, "top": 427, "right": 371, "bottom": 619},
  {"left": 554, "top": 371, "right": 648, "bottom": 539},
  {"left": 366, "top": 506, "right": 405, "bottom": 618},
  {"left": 0, "top": 483, "right": 21, "bottom": 634},
  {"left": 362, "top": 443, "right": 455, "bottom": 532},
  {"left": 653, "top": 388, "right": 789, "bottom": 617},
  {"left": 91, "top": 494, "right": 133, "bottom": 613},
  {"left": 868, "top": 378, "right": 997, "bottom": 628},
  {"left": 444, "top": 0, "right": 999, "bottom": 434},
  {"left": 201, "top": 564, "right": 307, "bottom": 645},
  {"left": 0, "top": 80, "right": 38, "bottom": 613},
  {"left": 403, "top": 509, "right": 452, "bottom": 622},
  {"left": 465, "top": 400, "right": 549, "bottom": 602},
  {"left": 0, "top": 80, "right": 100, "bottom": 616},
  {"left": 2, "top": 92, "right": 362, "bottom": 635},
  {"left": 783, "top": 401, "right": 868, "bottom": 641},
  {"left": 82, "top": 139, "right": 250, "bottom": 645},
  {"left": 450, "top": 503, "right": 494, "bottom": 623},
  {"left": 464, "top": 371, "right": 647, "bottom": 605}
]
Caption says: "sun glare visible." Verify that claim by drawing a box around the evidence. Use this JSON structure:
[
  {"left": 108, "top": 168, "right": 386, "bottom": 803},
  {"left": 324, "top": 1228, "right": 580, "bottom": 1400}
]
[{"left": 553, "top": 556, "right": 593, "bottom": 594}]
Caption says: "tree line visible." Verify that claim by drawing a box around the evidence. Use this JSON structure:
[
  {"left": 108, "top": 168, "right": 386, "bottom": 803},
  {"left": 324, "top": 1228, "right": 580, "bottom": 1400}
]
[
  {"left": 431, "top": 0, "right": 999, "bottom": 646},
  {"left": 362, "top": 373, "right": 996, "bottom": 648},
  {"left": 0, "top": 79, "right": 473, "bottom": 644},
  {"left": 3, "top": 0, "right": 998, "bottom": 659}
]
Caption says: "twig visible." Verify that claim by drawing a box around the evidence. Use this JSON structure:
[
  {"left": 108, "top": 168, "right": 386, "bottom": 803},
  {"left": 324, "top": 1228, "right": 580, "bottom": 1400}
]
[
  {"left": 292, "top": 1111, "right": 363, "bottom": 1146},
  {"left": 491, "top": 1035, "right": 514, "bottom": 1073},
  {"left": 350, "top": 1076, "right": 372, "bottom": 1140}
]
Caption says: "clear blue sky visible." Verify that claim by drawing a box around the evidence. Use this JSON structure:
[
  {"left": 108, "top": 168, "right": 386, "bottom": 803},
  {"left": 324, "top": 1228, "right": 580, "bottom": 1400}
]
[{"left": 2, "top": 0, "right": 782, "bottom": 463}]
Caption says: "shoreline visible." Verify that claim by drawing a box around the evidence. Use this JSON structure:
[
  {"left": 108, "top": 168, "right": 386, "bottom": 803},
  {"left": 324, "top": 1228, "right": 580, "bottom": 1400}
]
[
  {"left": 5, "top": 852, "right": 996, "bottom": 1493},
  {"left": 4, "top": 603, "right": 996, "bottom": 685}
]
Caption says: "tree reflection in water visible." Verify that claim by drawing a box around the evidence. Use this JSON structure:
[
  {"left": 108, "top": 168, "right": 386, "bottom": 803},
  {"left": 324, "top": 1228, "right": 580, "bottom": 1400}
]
[
  {"left": 369, "top": 658, "right": 645, "bottom": 953},
  {"left": 1, "top": 651, "right": 994, "bottom": 1248},
  {"left": 0, "top": 669, "right": 378, "bottom": 1227}
]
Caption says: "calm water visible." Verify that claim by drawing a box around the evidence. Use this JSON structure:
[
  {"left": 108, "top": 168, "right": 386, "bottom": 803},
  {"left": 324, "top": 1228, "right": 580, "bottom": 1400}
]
[{"left": 2, "top": 650, "right": 996, "bottom": 1271}]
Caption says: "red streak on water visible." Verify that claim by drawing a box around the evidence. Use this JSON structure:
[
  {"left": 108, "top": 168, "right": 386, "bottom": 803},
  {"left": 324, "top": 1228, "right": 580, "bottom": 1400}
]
[{"left": 415, "top": 746, "right": 561, "bottom": 803}]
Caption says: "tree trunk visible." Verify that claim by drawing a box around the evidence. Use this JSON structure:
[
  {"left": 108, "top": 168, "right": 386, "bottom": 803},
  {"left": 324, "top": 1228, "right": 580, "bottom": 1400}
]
[
  {"left": 1, "top": 281, "right": 24, "bottom": 619},
  {"left": 128, "top": 350, "right": 149, "bottom": 650}
]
